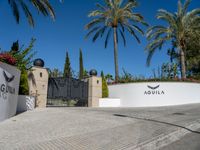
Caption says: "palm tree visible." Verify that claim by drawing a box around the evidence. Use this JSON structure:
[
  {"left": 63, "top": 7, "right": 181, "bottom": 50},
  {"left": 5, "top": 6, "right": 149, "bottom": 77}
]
[
  {"left": 7, "top": 0, "right": 61, "bottom": 27},
  {"left": 85, "top": 0, "right": 147, "bottom": 82},
  {"left": 146, "top": 0, "right": 200, "bottom": 79}
]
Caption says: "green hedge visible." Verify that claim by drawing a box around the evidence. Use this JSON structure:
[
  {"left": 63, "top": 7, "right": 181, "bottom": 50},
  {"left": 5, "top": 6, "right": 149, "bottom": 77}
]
[{"left": 110, "top": 78, "right": 200, "bottom": 85}]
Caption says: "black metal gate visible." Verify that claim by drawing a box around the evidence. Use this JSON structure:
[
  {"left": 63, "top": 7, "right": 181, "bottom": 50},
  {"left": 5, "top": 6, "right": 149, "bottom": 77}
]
[{"left": 47, "top": 77, "right": 88, "bottom": 107}]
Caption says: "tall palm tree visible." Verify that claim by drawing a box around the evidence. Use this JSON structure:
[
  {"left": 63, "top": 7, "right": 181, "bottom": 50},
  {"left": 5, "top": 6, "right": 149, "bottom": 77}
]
[
  {"left": 8, "top": 0, "right": 60, "bottom": 27},
  {"left": 146, "top": 0, "right": 200, "bottom": 79},
  {"left": 85, "top": 0, "right": 148, "bottom": 82}
]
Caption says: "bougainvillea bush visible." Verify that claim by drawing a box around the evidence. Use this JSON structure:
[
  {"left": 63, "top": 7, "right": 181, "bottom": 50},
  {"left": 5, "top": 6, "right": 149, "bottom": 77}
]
[{"left": 0, "top": 52, "right": 17, "bottom": 66}]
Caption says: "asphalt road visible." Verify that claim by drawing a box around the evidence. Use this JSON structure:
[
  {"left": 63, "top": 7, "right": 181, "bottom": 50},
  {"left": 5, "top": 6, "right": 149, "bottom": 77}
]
[
  {"left": 162, "top": 129, "right": 200, "bottom": 150},
  {"left": 0, "top": 104, "right": 200, "bottom": 150}
]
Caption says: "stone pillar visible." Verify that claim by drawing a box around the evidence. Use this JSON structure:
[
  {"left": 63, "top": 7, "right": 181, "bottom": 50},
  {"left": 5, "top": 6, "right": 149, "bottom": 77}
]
[
  {"left": 28, "top": 59, "right": 49, "bottom": 108},
  {"left": 87, "top": 70, "right": 102, "bottom": 107}
]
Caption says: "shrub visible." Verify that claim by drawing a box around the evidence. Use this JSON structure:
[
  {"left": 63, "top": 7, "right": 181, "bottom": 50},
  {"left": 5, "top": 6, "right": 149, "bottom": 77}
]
[
  {"left": 0, "top": 52, "right": 16, "bottom": 65},
  {"left": 19, "top": 69, "right": 29, "bottom": 95},
  {"left": 118, "top": 68, "right": 135, "bottom": 83},
  {"left": 102, "top": 77, "right": 109, "bottom": 98},
  {"left": 101, "top": 71, "right": 109, "bottom": 98}
]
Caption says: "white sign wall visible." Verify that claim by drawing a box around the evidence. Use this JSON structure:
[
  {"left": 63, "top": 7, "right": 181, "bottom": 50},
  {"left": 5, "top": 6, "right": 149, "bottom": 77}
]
[
  {"left": 0, "top": 62, "right": 20, "bottom": 121},
  {"left": 108, "top": 82, "right": 200, "bottom": 107}
]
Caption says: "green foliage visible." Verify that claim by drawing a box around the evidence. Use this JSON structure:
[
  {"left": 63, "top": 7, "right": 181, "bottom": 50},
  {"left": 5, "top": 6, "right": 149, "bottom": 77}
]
[
  {"left": 101, "top": 71, "right": 104, "bottom": 78},
  {"left": 19, "top": 70, "right": 29, "bottom": 95},
  {"left": 105, "top": 74, "right": 114, "bottom": 83},
  {"left": 11, "top": 38, "right": 36, "bottom": 71},
  {"left": 118, "top": 69, "right": 135, "bottom": 83},
  {"left": 83, "top": 70, "right": 89, "bottom": 78},
  {"left": 161, "top": 63, "right": 179, "bottom": 79},
  {"left": 10, "top": 39, "right": 36, "bottom": 95},
  {"left": 63, "top": 51, "right": 72, "bottom": 78},
  {"left": 101, "top": 71, "right": 109, "bottom": 98},
  {"left": 79, "top": 49, "right": 84, "bottom": 79},
  {"left": 116, "top": 69, "right": 199, "bottom": 84},
  {"left": 186, "top": 30, "right": 200, "bottom": 76}
]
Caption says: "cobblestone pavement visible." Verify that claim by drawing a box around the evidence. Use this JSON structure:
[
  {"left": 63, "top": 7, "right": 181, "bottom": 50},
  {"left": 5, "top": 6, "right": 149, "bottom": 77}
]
[{"left": 0, "top": 104, "right": 200, "bottom": 150}]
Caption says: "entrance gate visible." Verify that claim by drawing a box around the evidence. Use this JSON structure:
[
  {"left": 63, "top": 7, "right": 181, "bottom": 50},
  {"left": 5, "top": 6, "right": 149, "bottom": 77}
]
[{"left": 47, "top": 77, "right": 88, "bottom": 107}]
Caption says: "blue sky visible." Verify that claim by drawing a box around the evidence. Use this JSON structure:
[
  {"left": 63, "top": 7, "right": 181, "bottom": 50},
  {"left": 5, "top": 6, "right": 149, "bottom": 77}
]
[{"left": 0, "top": 0, "right": 199, "bottom": 77}]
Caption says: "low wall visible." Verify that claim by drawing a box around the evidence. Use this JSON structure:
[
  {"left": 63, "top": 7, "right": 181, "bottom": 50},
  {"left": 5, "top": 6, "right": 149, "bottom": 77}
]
[
  {"left": 0, "top": 62, "right": 20, "bottom": 121},
  {"left": 99, "top": 98, "right": 121, "bottom": 107},
  {"left": 17, "top": 95, "right": 35, "bottom": 113},
  {"left": 108, "top": 82, "right": 200, "bottom": 107}
]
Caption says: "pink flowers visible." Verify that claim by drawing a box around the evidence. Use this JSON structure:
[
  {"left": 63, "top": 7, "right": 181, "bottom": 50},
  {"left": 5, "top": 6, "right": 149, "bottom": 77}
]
[{"left": 0, "top": 53, "right": 17, "bottom": 66}]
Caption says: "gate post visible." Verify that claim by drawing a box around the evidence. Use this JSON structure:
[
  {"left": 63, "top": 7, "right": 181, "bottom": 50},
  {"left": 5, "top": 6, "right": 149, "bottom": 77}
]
[
  {"left": 28, "top": 59, "right": 49, "bottom": 108},
  {"left": 87, "top": 70, "right": 102, "bottom": 107}
]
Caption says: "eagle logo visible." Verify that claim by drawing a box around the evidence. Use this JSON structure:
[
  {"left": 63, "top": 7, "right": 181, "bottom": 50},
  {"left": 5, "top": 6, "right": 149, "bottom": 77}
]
[
  {"left": 3, "top": 71, "right": 15, "bottom": 83},
  {"left": 147, "top": 85, "right": 160, "bottom": 90}
]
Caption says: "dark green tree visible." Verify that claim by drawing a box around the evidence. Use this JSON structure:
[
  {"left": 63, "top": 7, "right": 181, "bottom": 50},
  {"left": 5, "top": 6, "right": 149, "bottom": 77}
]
[
  {"left": 79, "top": 48, "right": 84, "bottom": 79},
  {"left": 63, "top": 51, "right": 72, "bottom": 78},
  {"left": 85, "top": 0, "right": 148, "bottom": 82},
  {"left": 185, "top": 30, "right": 200, "bottom": 77},
  {"left": 11, "top": 40, "right": 19, "bottom": 52},
  {"left": 101, "top": 71, "right": 109, "bottom": 98},
  {"left": 105, "top": 74, "right": 114, "bottom": 83}
]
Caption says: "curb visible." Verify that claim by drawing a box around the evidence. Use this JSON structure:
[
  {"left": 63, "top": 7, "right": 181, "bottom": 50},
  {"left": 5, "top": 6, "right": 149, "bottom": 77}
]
[{"left": 130, "top": 120, "right": 200, "bottom": 150}]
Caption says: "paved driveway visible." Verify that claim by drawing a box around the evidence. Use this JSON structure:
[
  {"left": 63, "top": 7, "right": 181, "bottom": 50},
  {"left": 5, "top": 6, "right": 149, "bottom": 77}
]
[{"left": 0, "top": 104, "right": 200, "bottom": 150}]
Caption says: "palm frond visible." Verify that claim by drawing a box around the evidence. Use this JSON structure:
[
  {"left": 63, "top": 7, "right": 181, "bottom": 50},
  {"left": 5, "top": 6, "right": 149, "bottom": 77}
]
[
  {"left": 119, "top": 29, "right": 126, "bottom": 46},
  {"left": 92, "top": 28, "right": 106, "bottom": 42},
  {"left": 157, "top": 9, "right": 177, "bottom": 28},
  {"left": 183, "top": 0, "right": 191, "bottom": 15},
  {"left": 85, "top": 18, "right": 104, "bottom": 29},
  {"left": 19, "top": 0, "right": 34, "bottom": 26},
  {"left": 105, "top": 29, "right": 112, "bottom": 48},
  {"left": 125, "top": 24, "right": 141, "bottom": 43},
  {"left": 146, "top": 36, "right": 170, "bottom": 66},
  {"left": 9, "top": 0, "right": 20, "bottom": 23},
  {"left": 85, "top": 26, "right": 101, "bottom": 39},
  {"left": 88, "top": 10, "right": 104, "bottom": 17},
  {"left": 8, "top": 0, "right": 55, "bottom": 26}
]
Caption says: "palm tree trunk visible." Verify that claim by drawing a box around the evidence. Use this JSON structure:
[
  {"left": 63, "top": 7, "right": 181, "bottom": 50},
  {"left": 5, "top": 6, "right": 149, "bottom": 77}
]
[
  {"left": 113, "top": 27, "right": 119, "bottom": 82},
  {"left": 180, "top": 48, "right": 186, "bottom": 79}
]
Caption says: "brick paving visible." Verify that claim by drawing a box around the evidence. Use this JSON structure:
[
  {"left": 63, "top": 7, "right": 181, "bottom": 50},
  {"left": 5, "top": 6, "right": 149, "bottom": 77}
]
[{"left": 0, "top": 104, "right": 200, "bottom": 150}]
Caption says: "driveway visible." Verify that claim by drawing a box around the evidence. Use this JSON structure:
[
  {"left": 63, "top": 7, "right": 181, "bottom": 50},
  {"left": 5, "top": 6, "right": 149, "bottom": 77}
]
[{"left": 0, "top": 104, "right": 200, "bottom": 150}]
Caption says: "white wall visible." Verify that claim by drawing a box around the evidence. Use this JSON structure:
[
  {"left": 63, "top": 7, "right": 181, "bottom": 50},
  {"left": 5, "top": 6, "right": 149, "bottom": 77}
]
[
  {"left": 108, "top": 82, "right": 200, "bottom": 107},
  {"left": 0, "top": 63, "right": 20, "bottom": 121},
  {"left": 99, "top": 98, "right": 121, "bottom": 107}
]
